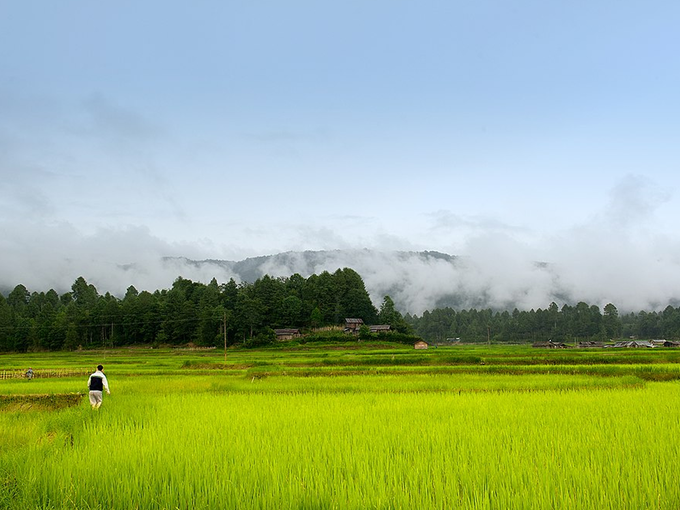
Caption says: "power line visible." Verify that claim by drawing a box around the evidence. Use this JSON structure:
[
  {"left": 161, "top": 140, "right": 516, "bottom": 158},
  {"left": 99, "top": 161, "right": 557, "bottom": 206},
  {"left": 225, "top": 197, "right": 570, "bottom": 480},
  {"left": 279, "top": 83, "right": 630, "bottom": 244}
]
[{"left": 0, "top": 314, "right": 225, "bottom": 332}]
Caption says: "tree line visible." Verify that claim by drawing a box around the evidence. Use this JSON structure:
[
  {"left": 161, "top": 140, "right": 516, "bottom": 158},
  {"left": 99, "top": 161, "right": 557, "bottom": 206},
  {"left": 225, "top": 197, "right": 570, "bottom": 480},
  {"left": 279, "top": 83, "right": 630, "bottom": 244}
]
[
  {"left": 2, "top": 268, "right": 679, "bottom": 351},
  {"left": 0, "top": 269, "right": 412, "bottom": 352},
  {"left": 406, "top": 302, "right": 680, "bottom": 343}
]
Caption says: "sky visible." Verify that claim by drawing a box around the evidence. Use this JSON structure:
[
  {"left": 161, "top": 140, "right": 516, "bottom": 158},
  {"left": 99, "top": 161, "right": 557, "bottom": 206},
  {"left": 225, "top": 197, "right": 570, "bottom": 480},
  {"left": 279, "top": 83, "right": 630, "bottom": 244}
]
[{"left": 1, "top": 1, "right": 680, "bottom": 310}]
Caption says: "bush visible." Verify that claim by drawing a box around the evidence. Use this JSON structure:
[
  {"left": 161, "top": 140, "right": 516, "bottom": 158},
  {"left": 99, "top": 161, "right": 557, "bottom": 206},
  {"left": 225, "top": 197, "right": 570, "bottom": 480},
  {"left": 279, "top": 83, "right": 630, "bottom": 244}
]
[
  {"left": 243, "top": 329, "right": 276, "bottom": 348},
  {"left": 301, "top": 330, "right": 352, "bottom": 343},
  {"left": 374, "top": 331, "right": 424, "bottom": 345}
]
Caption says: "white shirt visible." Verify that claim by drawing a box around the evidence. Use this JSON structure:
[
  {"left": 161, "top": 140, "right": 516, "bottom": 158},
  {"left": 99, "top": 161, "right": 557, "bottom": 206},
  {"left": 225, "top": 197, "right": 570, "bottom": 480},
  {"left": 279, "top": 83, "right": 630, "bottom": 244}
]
[{"left": 87, "top": 370, "right": 110, "bottom": 394}]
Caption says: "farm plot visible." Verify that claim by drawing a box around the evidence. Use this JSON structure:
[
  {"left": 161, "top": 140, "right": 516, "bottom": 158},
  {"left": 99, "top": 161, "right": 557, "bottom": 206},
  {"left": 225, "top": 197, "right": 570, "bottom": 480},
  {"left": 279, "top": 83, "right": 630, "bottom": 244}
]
[{"left": 1, "top": 345, "right": 680, "bottom": 509}]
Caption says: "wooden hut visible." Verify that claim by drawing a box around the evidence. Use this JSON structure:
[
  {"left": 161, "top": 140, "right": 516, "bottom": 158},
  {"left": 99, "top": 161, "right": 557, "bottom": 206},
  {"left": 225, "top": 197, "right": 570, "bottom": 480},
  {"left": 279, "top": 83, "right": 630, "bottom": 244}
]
[
  {"left": 344, "top": 318, "right": 364, "bottom": 333},
  {"left": 414, "top": 340, "right": 429, "bottom": 350},
  {"left": 532, "top": 340, "right": 567, "bottom": 349},
  {"left": 274, "top": 329, "right": 301, "bottom": 341},
  {"left": 577, "top": 341, "right": 604, "bottom": 348},
  {"left": 613, "top": 340, "right": 654, "bottom": 348}
]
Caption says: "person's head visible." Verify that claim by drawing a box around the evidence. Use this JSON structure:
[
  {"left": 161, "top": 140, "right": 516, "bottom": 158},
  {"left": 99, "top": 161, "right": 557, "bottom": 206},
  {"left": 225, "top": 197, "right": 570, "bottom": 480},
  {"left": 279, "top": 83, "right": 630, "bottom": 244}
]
[{"left": 97, "top": 365, "right": 103, "bottom": 371}]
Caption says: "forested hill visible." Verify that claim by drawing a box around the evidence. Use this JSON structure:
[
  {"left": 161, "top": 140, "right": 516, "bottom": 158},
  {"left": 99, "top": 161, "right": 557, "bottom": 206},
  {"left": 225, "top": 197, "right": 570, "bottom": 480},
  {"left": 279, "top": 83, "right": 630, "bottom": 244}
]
[
  {"left": 165, "top": 249, "right": 458, "bottom": 288},
  {"left": 2, "top": 268, "right": 680, "bottom": 352},
  {"left": 3, "top": 249, "right": 677, "bottom": 315},
  {"left": 161, "top": 249, "right": 562, "bottom": 314},
  {"left": 0, "top": 269, "right": 414, "bottom": 352},
  {"left": 162, "top": 250, "right": 679, "bottom": 315}
]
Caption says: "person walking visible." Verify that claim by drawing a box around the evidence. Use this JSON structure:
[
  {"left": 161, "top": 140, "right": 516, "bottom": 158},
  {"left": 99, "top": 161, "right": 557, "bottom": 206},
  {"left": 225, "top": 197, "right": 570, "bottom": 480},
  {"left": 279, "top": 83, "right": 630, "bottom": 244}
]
[{"left": 87, "top": 365, "right": 110, "bottom": 409}]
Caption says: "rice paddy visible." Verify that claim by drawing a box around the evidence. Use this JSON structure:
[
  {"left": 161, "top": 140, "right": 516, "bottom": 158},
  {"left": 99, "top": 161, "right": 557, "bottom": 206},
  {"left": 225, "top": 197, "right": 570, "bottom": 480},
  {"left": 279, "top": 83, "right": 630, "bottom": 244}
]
[{"left": 2, "top": 343, "right": 680, "bottom": 509}]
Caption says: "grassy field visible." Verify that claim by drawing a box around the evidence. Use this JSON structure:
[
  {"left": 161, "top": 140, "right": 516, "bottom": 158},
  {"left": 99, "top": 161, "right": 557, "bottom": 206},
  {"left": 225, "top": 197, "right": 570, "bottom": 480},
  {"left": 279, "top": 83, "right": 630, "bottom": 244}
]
[{"left": 2, "top": 343, "right": 680, "bottom": 509}]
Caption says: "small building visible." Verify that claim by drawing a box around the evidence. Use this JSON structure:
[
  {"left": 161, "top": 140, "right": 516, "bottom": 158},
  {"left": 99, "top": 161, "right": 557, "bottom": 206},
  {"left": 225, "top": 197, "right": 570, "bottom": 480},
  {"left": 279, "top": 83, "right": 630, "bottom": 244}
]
[
  {"left": 532, "top": 340, "right": 567, "bottom": 349},
  {"left": 369, "top": 325, "right": 391, "bottom": 333},
  {"left": 613, "top": 340, "right": 655, "bottom": 348},
  {"left": 274, "top": 329, "right": 301, "bottom": 341},
  {"left": 664, "top": 341, "right": 680, "bottom": 348},
  {"left": 414, "top": 340, "right": 429, "bottom": 350},
  {"left": 344, "top": 318, "right": 364, "bottom": 333},
  {"left": 578, "top": 341, "right": 604, "bottom": 348}
]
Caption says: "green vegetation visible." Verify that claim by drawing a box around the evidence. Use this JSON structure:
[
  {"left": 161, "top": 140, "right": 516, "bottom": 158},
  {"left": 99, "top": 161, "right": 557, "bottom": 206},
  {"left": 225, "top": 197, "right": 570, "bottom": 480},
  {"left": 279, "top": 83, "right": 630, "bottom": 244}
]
[
  {"left": 0, "top": 269, "right": 414, "bottom": 352},
  {"left": 406, "top": 301, "right": 675, "bottom": 344},
  {"left": 2, "top": 344, "right": 680, "bottom": 508},
  {"left": 3, "top": 269, "right": 680, "bottom": 351}
]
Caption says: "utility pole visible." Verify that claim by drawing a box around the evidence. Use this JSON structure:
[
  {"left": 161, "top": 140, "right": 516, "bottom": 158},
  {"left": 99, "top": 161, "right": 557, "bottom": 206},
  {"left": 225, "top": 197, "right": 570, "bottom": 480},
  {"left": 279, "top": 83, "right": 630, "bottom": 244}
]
[{"left": 223, "top": 311, "right": 227, "bottom": 364}]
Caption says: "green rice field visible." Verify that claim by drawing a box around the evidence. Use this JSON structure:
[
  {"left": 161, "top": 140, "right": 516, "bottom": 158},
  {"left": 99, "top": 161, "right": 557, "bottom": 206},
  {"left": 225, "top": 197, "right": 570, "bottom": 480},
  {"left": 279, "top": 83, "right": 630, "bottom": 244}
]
[{"left": 2, "top": 343, "right": 680, "bottom": 509}]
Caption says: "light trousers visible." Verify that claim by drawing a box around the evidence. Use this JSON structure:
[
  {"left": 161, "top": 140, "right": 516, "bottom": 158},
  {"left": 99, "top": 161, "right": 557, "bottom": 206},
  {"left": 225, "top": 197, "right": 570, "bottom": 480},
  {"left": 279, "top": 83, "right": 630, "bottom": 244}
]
[{"left": 89, "top": 390, "right": 103, "bottom": 408}]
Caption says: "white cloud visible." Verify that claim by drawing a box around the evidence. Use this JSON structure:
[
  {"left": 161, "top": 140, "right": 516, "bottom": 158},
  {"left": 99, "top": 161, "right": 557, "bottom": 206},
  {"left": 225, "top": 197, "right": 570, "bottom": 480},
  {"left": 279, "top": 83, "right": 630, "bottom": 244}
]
[{"left": 1, "top": 174, "right": 680, "bottom": 316}]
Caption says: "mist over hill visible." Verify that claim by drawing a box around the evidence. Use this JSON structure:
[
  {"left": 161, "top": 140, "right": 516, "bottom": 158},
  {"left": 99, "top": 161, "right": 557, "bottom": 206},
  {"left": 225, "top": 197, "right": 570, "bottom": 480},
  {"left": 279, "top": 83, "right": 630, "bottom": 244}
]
[
  {"left": 3, "top": 247, "right": 678, "bottom": 316},
  {"left": 161, "top": 249, "right": 570, "bottom": 315},
  {"left": 150, "top": 247, "right": 680, "bottom": 314}
]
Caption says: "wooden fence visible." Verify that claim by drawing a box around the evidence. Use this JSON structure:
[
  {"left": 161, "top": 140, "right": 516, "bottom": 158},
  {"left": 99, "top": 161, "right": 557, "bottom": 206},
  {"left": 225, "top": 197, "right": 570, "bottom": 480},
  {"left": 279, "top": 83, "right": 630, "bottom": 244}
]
[{"left": 0, "top": 369, "right": 92, "bottom": 380}]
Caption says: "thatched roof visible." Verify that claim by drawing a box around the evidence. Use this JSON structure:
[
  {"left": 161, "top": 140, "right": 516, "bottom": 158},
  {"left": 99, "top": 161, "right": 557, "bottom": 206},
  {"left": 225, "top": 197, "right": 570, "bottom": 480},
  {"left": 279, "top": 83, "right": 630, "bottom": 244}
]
[
  {"left": 532, "top": 340, "right": 567, "bottom": 348},
  {"left": 613, "top": 340, "right": 654, "bottom": 348},
  {"left": 578, "top": 341, "right": 604, "bottom": 348},
  {"left": 274, "top": 329, "right": 300, "bottom": 336}
]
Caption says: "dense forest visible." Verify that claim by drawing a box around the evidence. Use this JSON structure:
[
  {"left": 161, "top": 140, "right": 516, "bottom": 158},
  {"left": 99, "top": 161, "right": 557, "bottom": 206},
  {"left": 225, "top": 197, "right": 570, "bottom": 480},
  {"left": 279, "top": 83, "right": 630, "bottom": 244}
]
[
  {"left": 406, "top": 302, "right": 663, "bottom": 344},
  {"left": 1, "top": 268, "right": 679, "bottom": 352},
  {"left": 0, "top": 268, "right": 413, "bottom": 352}
]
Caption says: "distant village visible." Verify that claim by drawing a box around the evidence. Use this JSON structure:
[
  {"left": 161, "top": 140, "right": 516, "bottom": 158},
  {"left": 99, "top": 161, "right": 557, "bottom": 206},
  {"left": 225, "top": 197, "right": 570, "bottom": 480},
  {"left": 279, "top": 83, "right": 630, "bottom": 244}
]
[
  {"left": 532, "top": 339, "right": 680, "bottom": 349},
  {"left": 274, "top": 317, "right": 392, "bottom": 341},
  {"left": 275, "top": 319, "right": 680, "bottom": 350}
]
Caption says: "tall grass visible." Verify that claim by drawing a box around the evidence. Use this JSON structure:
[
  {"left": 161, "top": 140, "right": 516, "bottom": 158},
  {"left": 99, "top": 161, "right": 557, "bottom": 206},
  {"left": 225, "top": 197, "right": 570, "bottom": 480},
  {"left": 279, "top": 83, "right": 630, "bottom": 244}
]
[{"left": 3, "top": 375, "right": 680, "bottom": 508}]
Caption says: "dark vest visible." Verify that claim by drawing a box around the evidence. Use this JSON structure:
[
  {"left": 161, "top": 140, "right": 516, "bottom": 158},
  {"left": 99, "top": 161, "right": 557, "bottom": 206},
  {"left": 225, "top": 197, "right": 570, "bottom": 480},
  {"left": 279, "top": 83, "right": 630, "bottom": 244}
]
[{"left": 89, "top": 375, "right": 104, "bottom": 391}]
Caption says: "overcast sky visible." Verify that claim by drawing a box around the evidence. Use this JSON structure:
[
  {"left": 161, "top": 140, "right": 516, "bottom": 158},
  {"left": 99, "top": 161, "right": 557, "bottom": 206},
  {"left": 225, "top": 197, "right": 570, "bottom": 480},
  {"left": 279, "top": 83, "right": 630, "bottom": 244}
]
[{"left": 2, "top": 1, "right": 680, "bottom": 308}]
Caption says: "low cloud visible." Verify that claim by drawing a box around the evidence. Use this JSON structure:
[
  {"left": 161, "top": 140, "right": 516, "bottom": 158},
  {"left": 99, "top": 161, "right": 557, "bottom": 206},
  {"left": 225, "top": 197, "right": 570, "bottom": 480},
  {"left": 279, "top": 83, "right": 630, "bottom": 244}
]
[
  {"left": 249, "top": 175, "right": 680, "bottom": 314},
  {"left": 257, "top": 248, "right": 559, "bottom": 315},
  {"left": 1, "top": 175, "right": 679, "bottom": 315},
  {"left": 0, "top": 222, "right": 240, "bottom": 296}
]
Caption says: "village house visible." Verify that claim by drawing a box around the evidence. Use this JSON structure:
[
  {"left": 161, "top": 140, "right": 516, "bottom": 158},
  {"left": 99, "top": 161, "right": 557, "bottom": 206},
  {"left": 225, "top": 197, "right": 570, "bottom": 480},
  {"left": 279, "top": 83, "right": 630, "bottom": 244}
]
[
  {"left": 577, "top": 341, "right": 604, "bottom": 348},
  {"left": 532, "top": 340, "right": 568, "bottom": 349},
  {"left": 613, "top": 340, "right": 655, "bottom": 348},
  {"left": 274, "top": 329, "right": 301, "bottom": 341},
  {"left": 344, "top": 318, "right": 364, "bottom": 333}
]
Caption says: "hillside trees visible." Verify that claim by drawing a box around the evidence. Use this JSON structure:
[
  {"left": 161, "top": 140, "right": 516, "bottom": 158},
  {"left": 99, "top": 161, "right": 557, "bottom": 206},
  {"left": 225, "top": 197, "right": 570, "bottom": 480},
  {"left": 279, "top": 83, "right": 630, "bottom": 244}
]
[
  {"left": 378, "top": 295, "right": 412, "bottom": 334},
  {"left": 0, "top": 295, "right": 14, "bottom": 351},
  {"left": 407, "top": 302, "right": 628, "bottom": 344},
  {"left": 7, "top": 284, "right": 29, "bottom": 314},
  {"left": 3, "top": 269, "right": 680, "bottom": 350},
  {"left": 603, "top": 303, "right": 621, "bottom": 339},
  {"left": 0, "top": 269, "right": 382, "bottom": 351}
]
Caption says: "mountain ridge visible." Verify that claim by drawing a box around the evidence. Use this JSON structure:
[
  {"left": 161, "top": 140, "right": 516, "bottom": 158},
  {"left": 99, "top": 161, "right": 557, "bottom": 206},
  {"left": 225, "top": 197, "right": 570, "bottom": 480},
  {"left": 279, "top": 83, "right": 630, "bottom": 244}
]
[{"left": 161, "top": 249, "right": 561, "bottom": 314}]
